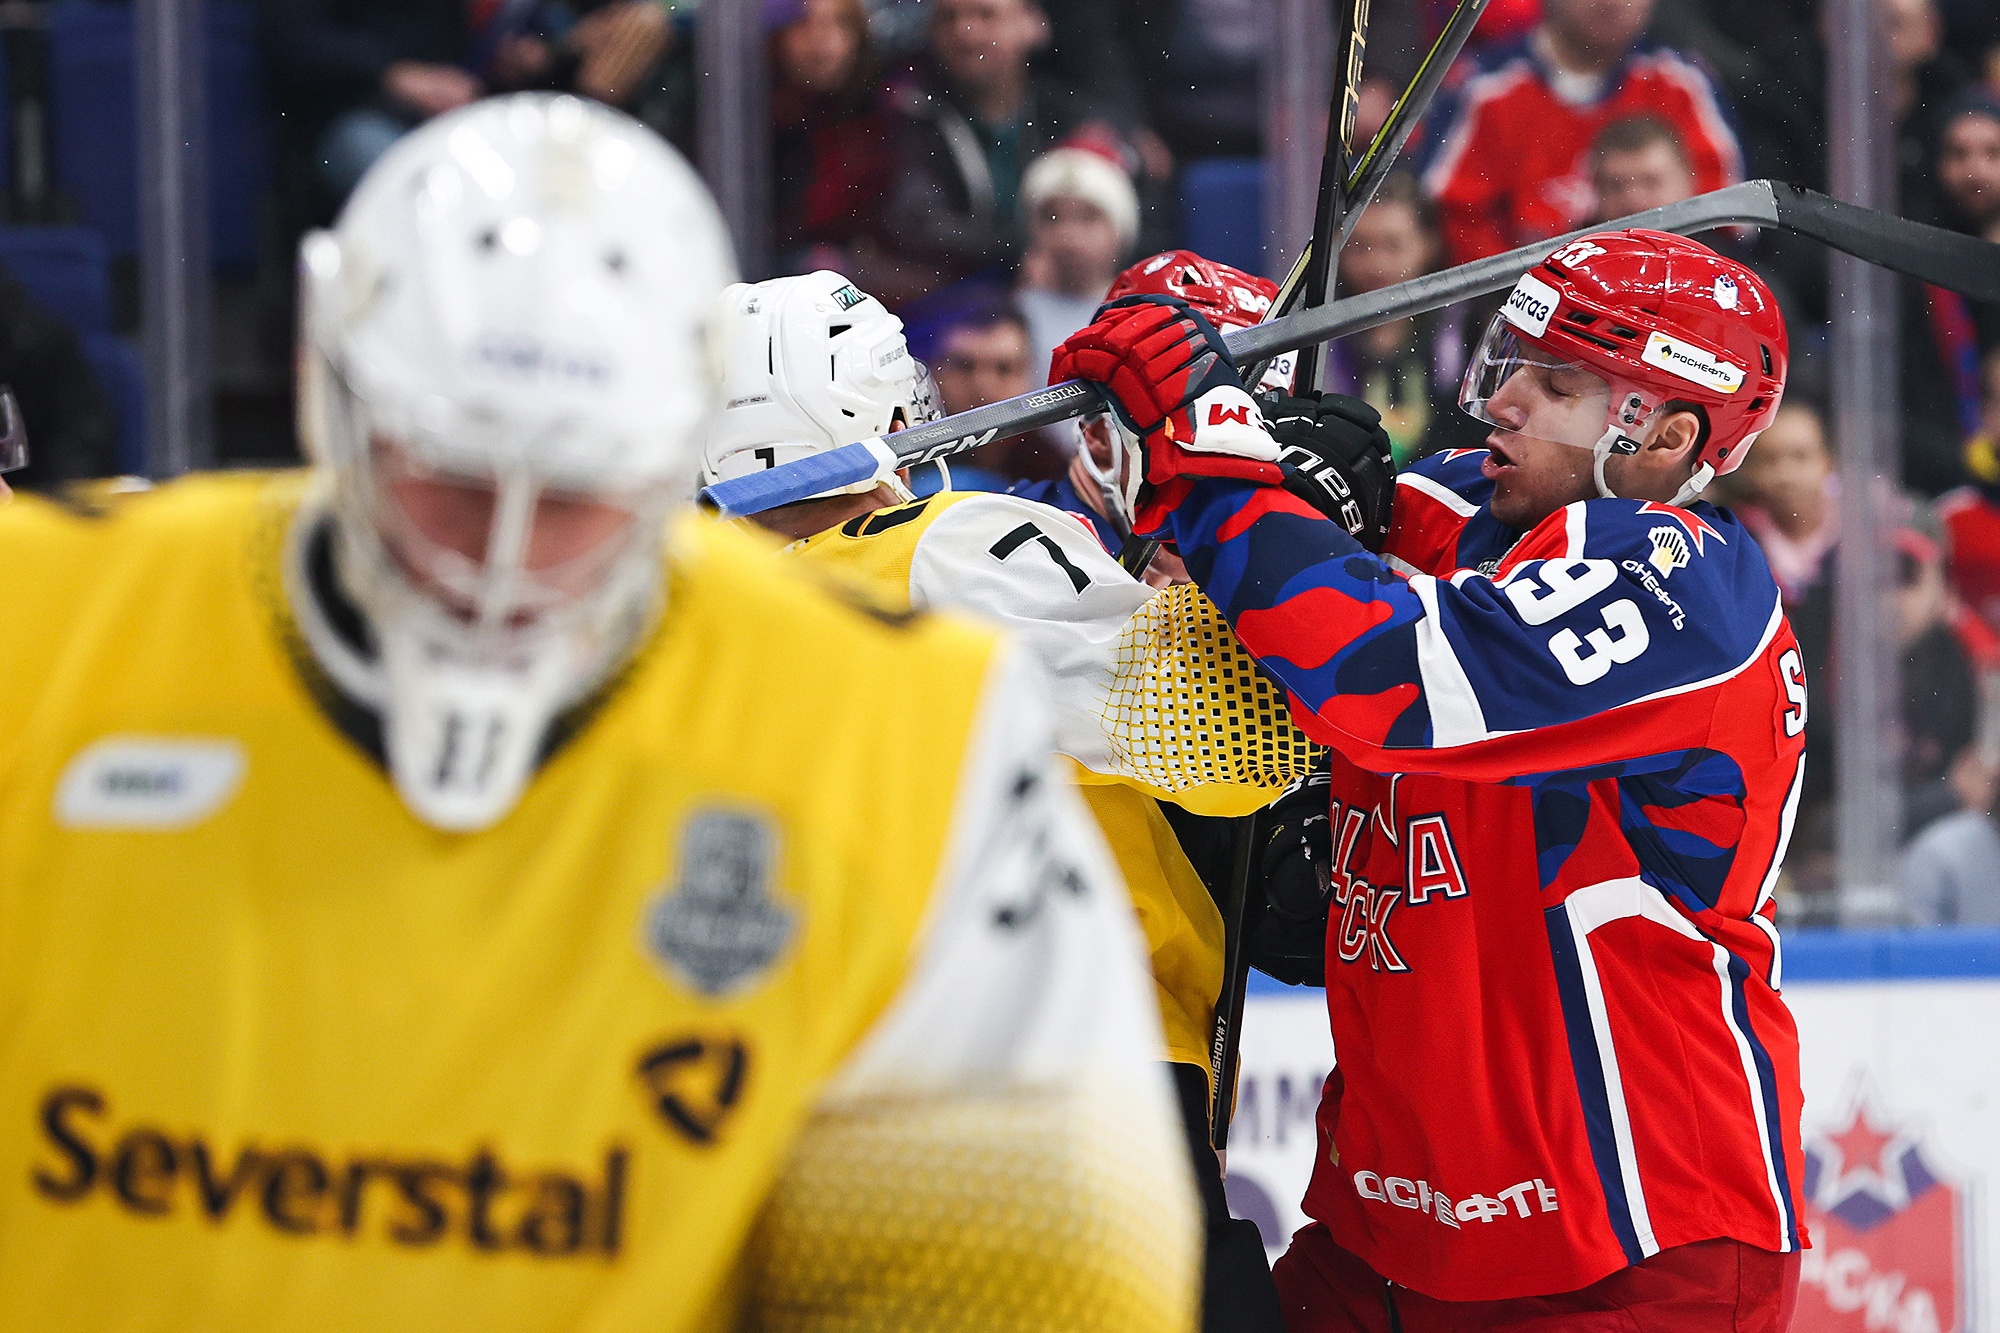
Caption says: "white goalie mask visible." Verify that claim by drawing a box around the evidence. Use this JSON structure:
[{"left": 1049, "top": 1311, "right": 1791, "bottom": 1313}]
[
  {"left": 699, "top": 271, "right": 941, "bottom": 503},
  {"left": 293, "top": 94, "right": 736, "bottom": 831}
]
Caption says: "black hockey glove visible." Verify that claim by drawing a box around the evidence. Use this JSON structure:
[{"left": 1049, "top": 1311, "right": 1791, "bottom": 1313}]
[
  {"left": 1259, "top": 391, "right": 1396, "bottom": 552},
  {"left": 1250, "top": 766, "right": 1335, "bottom": 987}
]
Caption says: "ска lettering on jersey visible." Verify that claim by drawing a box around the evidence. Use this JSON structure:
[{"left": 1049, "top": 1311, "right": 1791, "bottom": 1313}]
[{"left": 1330, "top": 781, "right": 1472, "bottom": 975}]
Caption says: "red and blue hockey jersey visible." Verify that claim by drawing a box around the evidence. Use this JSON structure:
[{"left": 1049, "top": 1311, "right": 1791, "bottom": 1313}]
[
  {"left": 1419, "top": 37, "right": 1742, "bottom": 266},
  {"left": 1167, "top": 449, "right": 1808, "bottom": 1300}
]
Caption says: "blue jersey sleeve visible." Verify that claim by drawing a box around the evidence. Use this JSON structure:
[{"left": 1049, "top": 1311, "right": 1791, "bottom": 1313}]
[{"left": 1168, "top": 477, "right": 1784, "bottom": 782}]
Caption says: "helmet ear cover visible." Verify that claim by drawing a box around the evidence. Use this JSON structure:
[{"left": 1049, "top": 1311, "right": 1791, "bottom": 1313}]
[{"left": 1472, "top": 229, "right": 1788, "bottom": 498}]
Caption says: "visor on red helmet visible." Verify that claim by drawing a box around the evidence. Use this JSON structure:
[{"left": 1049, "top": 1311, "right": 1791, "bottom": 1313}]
[{"left": 1461, "top": 230, "right": 1788, "bottom": 501}]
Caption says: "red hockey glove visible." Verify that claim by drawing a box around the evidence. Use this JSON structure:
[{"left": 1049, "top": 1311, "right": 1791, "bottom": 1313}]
[{"left": 1051, "top": 295, "right": 1282, "bottom": 533}]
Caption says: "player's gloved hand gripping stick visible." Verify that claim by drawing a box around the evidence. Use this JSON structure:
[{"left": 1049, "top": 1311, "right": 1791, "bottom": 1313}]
[{"left": 703, "top": 179, "right": 2000, "bottom": 519}]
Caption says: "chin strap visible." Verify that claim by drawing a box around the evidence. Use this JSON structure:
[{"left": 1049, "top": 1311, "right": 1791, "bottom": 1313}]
[
  {"left": 1667, "top": 462, "right": 1716, "bottom": 508},
  {"left": 1588, "top": 415, "right": 1714, "bottom": 509}
]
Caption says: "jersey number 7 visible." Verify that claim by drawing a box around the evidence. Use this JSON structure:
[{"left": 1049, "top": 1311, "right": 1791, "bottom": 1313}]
[{"left": 989, "top": 523, "right": 1092, "bottom": 595}]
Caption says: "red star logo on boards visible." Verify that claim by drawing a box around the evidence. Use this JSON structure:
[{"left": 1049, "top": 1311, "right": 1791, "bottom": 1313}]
[
  {"left": 1827, "top": 1110, "right": 1898, "bottom": 1185},
  {"left": 1812, "top": 1099, "right": 1917, "bottom": 1211},
  {"left": 1797, "top": 1090, "right": 1968, "bottom": 1333},
  {"left": 1636, "top": 501, "right": 1727, "bottom": 555}
]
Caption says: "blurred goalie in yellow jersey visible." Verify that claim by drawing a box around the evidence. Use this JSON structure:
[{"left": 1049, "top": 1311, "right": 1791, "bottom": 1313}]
[
  {"left": 700, "top": 271, "right": 1320, "bottom": 1333},
  {"left": 0, "top": 95, "right": 1198, "bottom": 1332}
]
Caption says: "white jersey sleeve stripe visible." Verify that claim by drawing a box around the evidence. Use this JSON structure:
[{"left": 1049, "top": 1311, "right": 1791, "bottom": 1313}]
[
  {"left": 1397, "top": 470, "right": 1482, "bottom": 519},
  {"left": 1409, "top": 573, "right": 1493, "bottom": 748}
]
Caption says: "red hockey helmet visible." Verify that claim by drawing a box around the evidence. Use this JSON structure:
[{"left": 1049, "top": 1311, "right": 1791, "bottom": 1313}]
[
  {"left": 1105, "top": 249, "right": 1279, "bottom": 332},
  {"left": 1461, "top": 229, "right": 1788, "bottom": 503},
  {"left": 1082, "top": 251, "right": 1289, "bottom": 536}
]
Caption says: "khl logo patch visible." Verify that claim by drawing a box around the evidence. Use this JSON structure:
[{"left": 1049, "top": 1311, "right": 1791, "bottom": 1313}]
[
  {"left": 1795, "top": 1087, "right": 1969, "bottom": 1333},
  {"left": 643, "top": 808, "right": 796, "bottom": 998}
]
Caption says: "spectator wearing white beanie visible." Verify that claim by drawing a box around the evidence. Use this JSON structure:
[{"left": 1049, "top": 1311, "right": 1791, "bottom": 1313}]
[{"left": 1016, "top": 143, "right": 1141, "bottom": 391}]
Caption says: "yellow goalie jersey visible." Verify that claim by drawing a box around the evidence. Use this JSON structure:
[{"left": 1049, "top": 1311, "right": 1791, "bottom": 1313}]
[
  {"left": 781, "top": 490, "right": 1321, "bottom": 1078},
  {"left": 0, "top": 474, "right": 1198, "bottom": 1332}
]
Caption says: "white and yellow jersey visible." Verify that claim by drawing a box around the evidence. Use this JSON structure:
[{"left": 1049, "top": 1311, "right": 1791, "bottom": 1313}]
[
  {"left": 782, "top": 490, "right": 1322, "bottom": 1077},
  {"left": 0, "top": 474, "right": 1198, "bottom": 1333}
]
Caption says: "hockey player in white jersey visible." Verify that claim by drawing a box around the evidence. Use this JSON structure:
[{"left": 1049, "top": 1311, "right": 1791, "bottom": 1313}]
[
  {"left": 701, "top": 269, "right": 1314, "bottom": 1333},
  {"left": 0, "top": 96, "right": 1198, "bottom": 1332}
]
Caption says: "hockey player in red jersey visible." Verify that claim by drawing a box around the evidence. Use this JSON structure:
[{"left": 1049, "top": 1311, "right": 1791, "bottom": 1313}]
[{"left": 1053, "top": 229, "right": 1809, "bottom": 1330}]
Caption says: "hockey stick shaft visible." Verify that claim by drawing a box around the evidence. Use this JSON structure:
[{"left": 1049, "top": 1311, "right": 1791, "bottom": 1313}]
[
  {"left": 1208, "top": 811, "right": 1262, "bottom": 1149},
  {"left": 1291, "top": 0, "right": 1372, "bottom": 395},
  {"left": 704, "top": 181, "right": 2000, "bottom": 515},
  {"left": 1250, "top": 0, "right": 1489, "bottom": 389}
]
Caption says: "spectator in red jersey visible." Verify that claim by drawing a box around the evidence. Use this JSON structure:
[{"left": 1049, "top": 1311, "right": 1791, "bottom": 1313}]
[
  {"left": 768, "top": 0, "right": 900, "bottom": 284},
  {"left": 1939, "top": 348, "right": 2000, "bottom": 635},
  {"left": 1419, "top": 0, "right": 1742, "bottom": 265}
]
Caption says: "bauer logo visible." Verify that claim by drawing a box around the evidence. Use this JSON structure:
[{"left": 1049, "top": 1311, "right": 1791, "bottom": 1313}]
[
  {"left": 1795, "top": 1090, "right": 1970, "bottom": 1333},
  {"left": 56, "top": 737, "right": 246, "bottom": 829},
  {"left": 1501, "top": 274, "right": 1559, "bottom": 338},
  {"left": 1641, "top": 331, "right": 1745, "bottom": 393},
  {"left": 643, "top": 808, "right": 796, "bottom": 998}
]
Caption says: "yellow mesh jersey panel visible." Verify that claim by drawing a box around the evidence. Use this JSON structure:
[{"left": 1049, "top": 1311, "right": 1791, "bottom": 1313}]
[
  {"left": 750, "top": 1076, "right": 1200, "bottom": 1333},
  {"left": 1093, "top": 581, "right": 1325, "bottom": 816},
  {"left": 785, "top": 494, "right": 1321, "bottom": 820},
  {"left": 0, "top": 474, "right": 1026, "bottom": 1333},
  {"left": 781, "top": 494, "right": 1223, "bottom": 1077}
]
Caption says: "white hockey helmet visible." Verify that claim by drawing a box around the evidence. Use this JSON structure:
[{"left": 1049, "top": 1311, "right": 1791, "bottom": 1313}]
[
  {"left": 295, "top": 93, "right": 736, "bottom": 831},
  {"left": 699, "top": 271, "right": 941, "bottom": 503}
]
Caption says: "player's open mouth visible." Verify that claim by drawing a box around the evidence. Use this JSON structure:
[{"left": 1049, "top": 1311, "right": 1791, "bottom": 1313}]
[{"left": 1482, "top": 436, "right": 1519, "bottom": 477}]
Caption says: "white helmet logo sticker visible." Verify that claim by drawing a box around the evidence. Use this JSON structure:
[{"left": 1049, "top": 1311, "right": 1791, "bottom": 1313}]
[
  {"left": 1641, "top": 331, "right": 1745, "bottom": 393},
  {"left": 1501, "top": 273, "right": 1560, "bottom": 338},
  {"left": 1714, "top": 275, "right": 1739, "bottom": 309}
]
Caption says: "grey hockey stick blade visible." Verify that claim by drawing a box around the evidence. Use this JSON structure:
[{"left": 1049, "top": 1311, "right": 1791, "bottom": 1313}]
[{"left": 1769, "top": 180, "right": 2000, "bottom": 301}]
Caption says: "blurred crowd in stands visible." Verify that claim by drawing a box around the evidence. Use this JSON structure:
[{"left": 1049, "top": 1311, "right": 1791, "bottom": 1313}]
[{"left": 4, "top": 0, "right": 2000, "bottom": 925}]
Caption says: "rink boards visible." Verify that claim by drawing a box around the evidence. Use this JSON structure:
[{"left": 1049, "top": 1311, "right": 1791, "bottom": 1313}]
[{"left": 1230, "top": 928, "right": 2000, "bottom": 1332}]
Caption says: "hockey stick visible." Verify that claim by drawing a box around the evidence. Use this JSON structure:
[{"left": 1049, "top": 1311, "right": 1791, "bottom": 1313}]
[
  {"left": 1290, "top": 0, "right": 1373, "bottom": 395},
  {"left": 1247, "top": 0, "right": 1490, "bottom": 390},
  {"left": 1208, "top": 811, "right": 1264, "bottom": 1149},
  {"left": 1200, "top": 2, "right": 1377, "bottom": 1140},
  {"left": 1121, "top": 0, "right": 1379, "bottom": 578},
  {"left": 703, "top": 180, "right": 2000, "bottom": 516}
]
